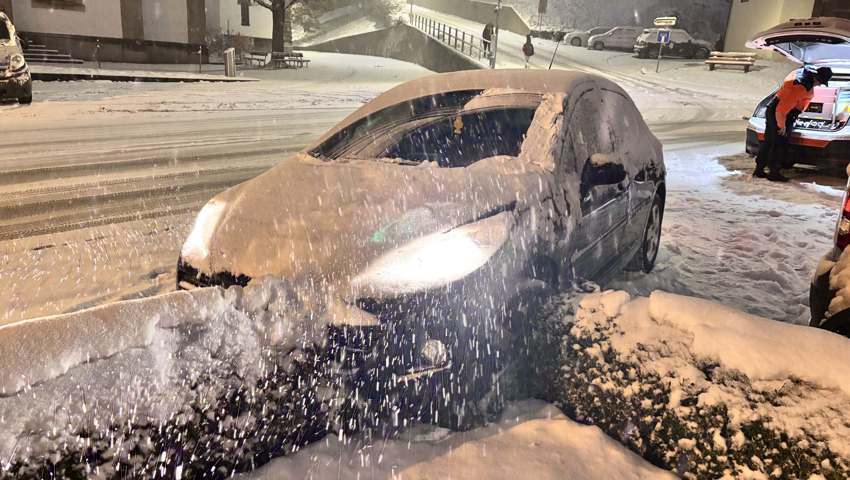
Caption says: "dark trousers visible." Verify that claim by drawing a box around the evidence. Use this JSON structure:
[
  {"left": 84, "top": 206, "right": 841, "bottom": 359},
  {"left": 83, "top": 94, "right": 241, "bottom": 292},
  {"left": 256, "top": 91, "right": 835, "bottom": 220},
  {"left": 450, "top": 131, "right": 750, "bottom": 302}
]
[{"left": 755, "top": 100, "right": 786, "bottom": 173}]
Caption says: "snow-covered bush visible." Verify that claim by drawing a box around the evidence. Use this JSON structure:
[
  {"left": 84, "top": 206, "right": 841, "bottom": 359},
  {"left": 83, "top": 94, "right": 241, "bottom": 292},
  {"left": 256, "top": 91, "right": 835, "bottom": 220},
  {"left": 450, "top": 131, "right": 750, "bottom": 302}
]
[{"left": 529, "top": 291, "right": 850, "bottom": 479}]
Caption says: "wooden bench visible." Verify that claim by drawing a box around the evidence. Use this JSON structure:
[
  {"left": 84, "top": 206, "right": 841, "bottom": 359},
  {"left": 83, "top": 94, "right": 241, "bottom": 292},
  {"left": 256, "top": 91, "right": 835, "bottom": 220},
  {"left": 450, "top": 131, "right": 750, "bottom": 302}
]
[
  {"left": 243, "top": 51, "right": 271, "bottom": 68},
  {"left": 270, "top": 51, "right": 311, "bottom": 69},
  {"left": 705, "top": 51, "right": 756, "bottom": 73}
]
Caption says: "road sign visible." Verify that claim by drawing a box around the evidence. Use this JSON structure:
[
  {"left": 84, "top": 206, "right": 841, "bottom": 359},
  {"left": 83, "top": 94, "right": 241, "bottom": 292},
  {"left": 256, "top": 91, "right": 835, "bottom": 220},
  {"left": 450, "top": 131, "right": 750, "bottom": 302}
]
[
  {"left": 653, "top": 16, "right": 677, "bottom": 27},
  {"left": 657, "top": 30, "right": 671, "bottom": 44}
]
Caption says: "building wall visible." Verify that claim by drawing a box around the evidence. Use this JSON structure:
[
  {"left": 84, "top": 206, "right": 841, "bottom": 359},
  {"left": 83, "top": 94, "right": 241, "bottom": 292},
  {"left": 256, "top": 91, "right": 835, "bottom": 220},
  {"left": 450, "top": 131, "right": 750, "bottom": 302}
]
[
  {"left": 724, "top": 0, "right": 814, "bottom": 55},
  {"left": 211, "top": 0, "right": 272, "bottom": 40},
  {"left": 142, "top": 0, "right": 188, "bottom": 43},
  {"left": 9, "top": 0, "right": 123, "bottom": 38}
]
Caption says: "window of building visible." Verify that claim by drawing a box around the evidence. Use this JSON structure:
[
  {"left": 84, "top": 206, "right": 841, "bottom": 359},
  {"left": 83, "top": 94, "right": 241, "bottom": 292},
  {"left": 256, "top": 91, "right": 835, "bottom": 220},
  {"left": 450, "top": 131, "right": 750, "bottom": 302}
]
[
  {"left": 32, "top": 0, "right": 85, "bottom": 11},
  {"left": 240, "top": 1, "right": 250, "bottom": 26}
]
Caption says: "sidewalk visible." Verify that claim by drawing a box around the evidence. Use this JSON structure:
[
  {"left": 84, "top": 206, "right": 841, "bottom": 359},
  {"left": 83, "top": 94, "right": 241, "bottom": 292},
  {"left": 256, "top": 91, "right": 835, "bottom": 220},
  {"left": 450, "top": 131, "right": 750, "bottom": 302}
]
[{"left": 30, "top": 61, "right": 258, "bottom": 82}]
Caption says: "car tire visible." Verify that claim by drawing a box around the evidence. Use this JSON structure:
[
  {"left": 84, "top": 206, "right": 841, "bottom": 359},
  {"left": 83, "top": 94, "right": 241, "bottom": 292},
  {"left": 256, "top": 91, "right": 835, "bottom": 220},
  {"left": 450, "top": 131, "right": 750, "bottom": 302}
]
[
  {"left": 637, "top": 49, "right": 648, "bottom": 59},
  {"left": 627, "top": 193, "right": 664, "bottom": 273},
  {"left": 695, "top": 47, "right": 710, "bottom": 59},
  {"left": 18, "top": 93, "right": 32, "bottom": 105},
  {"left": 593, "top": 41, "right": 605, "bottom": 50},
  {"left": 571, "top": 38, "right": 582, "bottom": 47}
]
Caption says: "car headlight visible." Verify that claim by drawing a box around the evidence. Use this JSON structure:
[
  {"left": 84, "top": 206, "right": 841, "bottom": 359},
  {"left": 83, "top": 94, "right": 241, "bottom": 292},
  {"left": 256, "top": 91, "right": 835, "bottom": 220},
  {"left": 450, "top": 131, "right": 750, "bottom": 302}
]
[
  {"left": 8, "top": 54, "right": 26, "bottom": 72},
  {"left": 351, "top": 211, "right": 513, "bottom": 298},
  {"left": 180, "top": 199, "right": 227, "bottom": 265}
]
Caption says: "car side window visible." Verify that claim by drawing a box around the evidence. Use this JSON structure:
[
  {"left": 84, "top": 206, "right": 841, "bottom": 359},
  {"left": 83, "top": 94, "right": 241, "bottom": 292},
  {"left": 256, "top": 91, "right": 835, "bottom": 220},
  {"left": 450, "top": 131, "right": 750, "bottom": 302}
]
[{"left": 569, "top": 88, "right": 628, "bottom": 212}]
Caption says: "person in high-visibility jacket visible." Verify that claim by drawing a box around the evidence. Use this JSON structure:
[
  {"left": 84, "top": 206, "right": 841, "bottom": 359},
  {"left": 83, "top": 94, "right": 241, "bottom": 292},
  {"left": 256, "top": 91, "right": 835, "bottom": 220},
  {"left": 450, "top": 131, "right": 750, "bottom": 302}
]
[{"left": 754, "top": 66, "right": 833, "bottom": 182}]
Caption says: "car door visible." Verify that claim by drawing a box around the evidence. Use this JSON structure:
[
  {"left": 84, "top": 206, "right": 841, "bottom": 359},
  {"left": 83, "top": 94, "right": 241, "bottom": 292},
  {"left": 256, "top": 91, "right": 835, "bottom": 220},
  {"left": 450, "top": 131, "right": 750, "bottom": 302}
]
[
  {"left": 601, "top": 88, "right": 658, "bottom": 249},
  {"left": 565, "top": 87, "right": 632, "bottom": 281}
]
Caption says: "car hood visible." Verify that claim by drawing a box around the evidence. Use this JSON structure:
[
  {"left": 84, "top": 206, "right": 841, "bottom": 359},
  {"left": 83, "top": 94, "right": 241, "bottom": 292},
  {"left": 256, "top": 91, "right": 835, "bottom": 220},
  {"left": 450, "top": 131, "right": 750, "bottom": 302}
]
[
  {"left": 747, "top": 17, "right": 850, "bottom": 65},
  {"left": 0, "top": 43, "right": 21, "bottom": 63},
  {"left": 183, "top": 153, "right": 548, "bottom": 288}
]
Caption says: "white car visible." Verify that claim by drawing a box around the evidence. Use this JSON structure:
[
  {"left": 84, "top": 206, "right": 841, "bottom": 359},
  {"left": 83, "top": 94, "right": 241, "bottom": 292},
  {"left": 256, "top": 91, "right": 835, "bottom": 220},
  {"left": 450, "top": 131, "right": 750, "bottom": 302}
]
[
  {"left": 634, "top": 28, "right": 713, "bottom": 59},
  {"left": 587, "top": 26, "right": 643, "bottom": 51},
  {"left": 564, "top": 26, "right": 613, "bottom": 47},
  {"left": 745, "top": 17, "right": 850, "bottom": 170}
]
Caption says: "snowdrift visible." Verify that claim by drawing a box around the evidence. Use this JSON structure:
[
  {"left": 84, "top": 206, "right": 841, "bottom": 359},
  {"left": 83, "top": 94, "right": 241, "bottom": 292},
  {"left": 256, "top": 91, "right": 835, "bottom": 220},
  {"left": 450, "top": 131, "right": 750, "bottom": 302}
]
[{"left": 534, "top": 290, "right": 850, "bottom": 479}]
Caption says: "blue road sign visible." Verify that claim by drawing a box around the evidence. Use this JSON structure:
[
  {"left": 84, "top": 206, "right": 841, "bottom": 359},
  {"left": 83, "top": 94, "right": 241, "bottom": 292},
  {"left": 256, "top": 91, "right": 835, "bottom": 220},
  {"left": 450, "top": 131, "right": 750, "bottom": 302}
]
[{"left": 657, "top": 30, "right": 671, "bottom": 44}]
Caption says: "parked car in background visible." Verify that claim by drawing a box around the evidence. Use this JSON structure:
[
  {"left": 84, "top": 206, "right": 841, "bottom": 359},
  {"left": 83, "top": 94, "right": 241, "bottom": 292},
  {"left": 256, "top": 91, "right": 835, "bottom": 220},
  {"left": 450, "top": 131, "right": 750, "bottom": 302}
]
[
  {"left": 177, "top": 69, "right": 666, "bottom": 429},
  {"left": 587, "top": 26, "right": 643, "bottom": 51},
  {"left": 634, "top": 28, "right": 712, "bottom": 59},
  {"left": 0, "top": 12, "right": 31, "bottom": 104},
  {"left": 565, "top": 26, "right": 613, "bottom": 47},
  {"left": 746, "top": 17, "right": 850, "bottom": 170}
]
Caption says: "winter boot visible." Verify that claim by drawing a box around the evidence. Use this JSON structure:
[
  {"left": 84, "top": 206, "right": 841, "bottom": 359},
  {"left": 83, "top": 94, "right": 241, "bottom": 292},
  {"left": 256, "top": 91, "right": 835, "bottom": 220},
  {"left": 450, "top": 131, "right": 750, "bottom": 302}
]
[
  {"left": 767, "top": 171, "right": 790, "bottom": 182},
  {"left": 753, "top": 168, "right": 768, "bottom": 178}
]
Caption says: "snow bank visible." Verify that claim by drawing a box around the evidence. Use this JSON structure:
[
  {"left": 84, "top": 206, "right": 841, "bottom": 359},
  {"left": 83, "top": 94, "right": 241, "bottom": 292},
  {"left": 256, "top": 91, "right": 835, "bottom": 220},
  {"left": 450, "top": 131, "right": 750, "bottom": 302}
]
[
  {"left": 0, "top": 287, "right": 227, "bottom": 395},
  {"left": 536, "top": 290, "right": 850, "bottom": 478},
  {"left": 249, "top": 400, "right": 675, "bottom": 480}
]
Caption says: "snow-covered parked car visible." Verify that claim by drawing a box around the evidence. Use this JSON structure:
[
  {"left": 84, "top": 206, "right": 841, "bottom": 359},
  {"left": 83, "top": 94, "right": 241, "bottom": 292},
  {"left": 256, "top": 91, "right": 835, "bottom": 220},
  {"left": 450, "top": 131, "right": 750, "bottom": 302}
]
[
  {"left": 587, "top": 26, "right": 643, "bottom": 51},
  {"left": 633, "top": 28, "right": 712, "bottom": 59},
  {"left": 746, "top": 17, "right": 850, "bottom": 170},
  {"left": 176, "top": 70, "right": 666, "bottom": 428},
  {"left": 0, "top": 12, "right": 31, "bottom": 105},
  {"left": 565, "top": 26, "right": 613, "bottom": 47}
]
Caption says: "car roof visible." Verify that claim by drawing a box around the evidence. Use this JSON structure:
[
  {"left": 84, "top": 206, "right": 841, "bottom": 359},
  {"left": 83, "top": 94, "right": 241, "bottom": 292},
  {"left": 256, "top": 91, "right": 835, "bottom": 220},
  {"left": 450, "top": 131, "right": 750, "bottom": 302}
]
[{"left": 308, "top": 69, "right": 615, "bottom": 150}]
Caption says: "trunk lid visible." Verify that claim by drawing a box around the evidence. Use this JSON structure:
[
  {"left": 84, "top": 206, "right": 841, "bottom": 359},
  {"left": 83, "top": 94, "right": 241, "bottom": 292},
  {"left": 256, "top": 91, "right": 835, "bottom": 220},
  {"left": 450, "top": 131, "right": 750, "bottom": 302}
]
[{"left": 747, "top": 17, "right": 850, "bottom": 65}]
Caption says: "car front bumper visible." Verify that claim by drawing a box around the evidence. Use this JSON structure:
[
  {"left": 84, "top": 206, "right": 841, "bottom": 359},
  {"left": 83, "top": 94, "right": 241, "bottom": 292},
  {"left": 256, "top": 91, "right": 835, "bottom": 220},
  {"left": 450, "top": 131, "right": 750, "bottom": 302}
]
[{"left": 0, "top": 70, "right": 31, "bottom": 100}]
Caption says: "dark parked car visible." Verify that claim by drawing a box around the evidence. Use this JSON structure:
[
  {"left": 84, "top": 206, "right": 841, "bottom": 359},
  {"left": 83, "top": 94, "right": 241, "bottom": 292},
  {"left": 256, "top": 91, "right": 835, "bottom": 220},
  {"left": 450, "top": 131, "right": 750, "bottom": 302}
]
[
  {"left": 0, "top": 12, "right": 31, "bottom": 104},
  {"left": 176, "top": 70, "right": 666, "bottom": 428},
  {"left": 634, "top": 28, "right": 712, "bottom": 59}
]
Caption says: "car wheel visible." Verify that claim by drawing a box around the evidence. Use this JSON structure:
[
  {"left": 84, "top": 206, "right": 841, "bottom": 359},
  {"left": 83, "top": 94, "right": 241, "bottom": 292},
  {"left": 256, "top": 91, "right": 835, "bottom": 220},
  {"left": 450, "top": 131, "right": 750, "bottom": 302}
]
[
  {"left": 571, "top": 38, "right": 581, "bottom": 47},
  {"left": 637, "top": 49, "right": 648, "bottom": 59},
  {"left": 695, "top": 47, "right": 710, "bottom": 59},
  {"left": 593, "top": 41, "right": 605, "bottom": 50},
  {"left": 627, "top": 193, "right": 664, "bottom": 273},
  {"left": 18, "top": 93, "right": 32, "bottom": 105}
]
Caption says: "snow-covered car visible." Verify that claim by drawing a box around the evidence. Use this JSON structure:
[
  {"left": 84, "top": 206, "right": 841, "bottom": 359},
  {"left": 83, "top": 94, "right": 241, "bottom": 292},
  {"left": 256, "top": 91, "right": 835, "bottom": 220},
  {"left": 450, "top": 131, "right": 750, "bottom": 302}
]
[
  {"left": 633, "top": 28, "right": 712, "bottom": 59},
  {"left": 176, "top": 70, "right": 666, "bottom": 428},
  {"left": 564, "top": 26, "right": 613, "bottom": 47},
  {"left": 0, "top": 12, "right": 31, "bottom": 105},
  {"left": 745, "top": 17, "right": 850, "bottom": 169},
  {"left": 587, "top": 26, "right": 643, "bottom": 51}
]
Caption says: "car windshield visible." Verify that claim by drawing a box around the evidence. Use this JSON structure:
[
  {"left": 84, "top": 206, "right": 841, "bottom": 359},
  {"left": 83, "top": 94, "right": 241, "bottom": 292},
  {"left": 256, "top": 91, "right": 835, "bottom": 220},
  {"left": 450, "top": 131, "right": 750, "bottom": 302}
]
[
  {"left": 0, "top": 20, "right": 10, "bottom": 42},
  {"left": 310, "top": 90, "right": 541, "bottom": 167}
]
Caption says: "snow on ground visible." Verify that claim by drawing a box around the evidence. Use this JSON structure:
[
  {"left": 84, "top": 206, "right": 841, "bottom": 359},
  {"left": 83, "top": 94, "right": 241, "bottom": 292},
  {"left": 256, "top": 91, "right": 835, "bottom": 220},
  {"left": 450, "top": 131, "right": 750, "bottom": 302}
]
[
  {"left": 2, "top": 52, "right": 431, "bottom": 127},
  {"left": 612, "top": 142, "right": 838, "bottom": 324},
  {"left": 246, "top": 400, "right": 675, "bottom": 480}
]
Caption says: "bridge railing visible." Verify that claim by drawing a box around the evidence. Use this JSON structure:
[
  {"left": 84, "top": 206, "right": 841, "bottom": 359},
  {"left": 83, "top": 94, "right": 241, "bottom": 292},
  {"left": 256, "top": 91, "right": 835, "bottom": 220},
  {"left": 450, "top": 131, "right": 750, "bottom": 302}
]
[{"left": 410, "top": 13, "right": 489, "bottom": 62}]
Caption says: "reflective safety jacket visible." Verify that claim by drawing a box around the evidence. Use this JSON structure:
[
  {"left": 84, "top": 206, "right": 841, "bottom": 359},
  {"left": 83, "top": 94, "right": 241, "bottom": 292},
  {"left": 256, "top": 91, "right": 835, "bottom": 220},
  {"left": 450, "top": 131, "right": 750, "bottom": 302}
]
[{"left": 774, "top": 77, "right": 814, "bottom": 130}]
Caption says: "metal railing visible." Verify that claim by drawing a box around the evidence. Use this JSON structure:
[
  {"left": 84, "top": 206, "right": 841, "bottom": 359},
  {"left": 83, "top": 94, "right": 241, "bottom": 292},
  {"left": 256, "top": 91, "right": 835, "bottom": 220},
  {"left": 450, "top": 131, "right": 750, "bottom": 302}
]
[{"left": 410, "top": 13, "right": 489, "bottom": 62}]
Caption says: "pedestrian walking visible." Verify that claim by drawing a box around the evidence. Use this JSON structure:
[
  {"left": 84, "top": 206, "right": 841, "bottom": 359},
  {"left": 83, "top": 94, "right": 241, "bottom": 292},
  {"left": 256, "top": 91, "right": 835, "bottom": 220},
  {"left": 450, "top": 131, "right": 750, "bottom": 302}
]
[
  {"left": 522, "top": 34, "right": 535, "bottom": 68},
  {"left": 754, "top": 65, "right": 832, "bottom": 182},
  {"left": 483, "top": 23, "right": 494, "bottom": 55}
]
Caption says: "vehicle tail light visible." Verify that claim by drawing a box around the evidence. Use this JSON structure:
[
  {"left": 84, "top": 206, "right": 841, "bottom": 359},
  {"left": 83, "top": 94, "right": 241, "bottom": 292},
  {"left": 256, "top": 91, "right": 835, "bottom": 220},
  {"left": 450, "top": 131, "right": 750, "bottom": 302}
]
[{"left": 836, "top": 186, "right": 850, "bottom": 250}]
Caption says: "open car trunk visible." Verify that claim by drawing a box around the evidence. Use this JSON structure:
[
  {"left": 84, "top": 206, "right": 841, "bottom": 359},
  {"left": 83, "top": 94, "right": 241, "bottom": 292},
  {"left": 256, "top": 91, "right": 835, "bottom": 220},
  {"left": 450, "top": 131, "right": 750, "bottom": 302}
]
[
  {"left": 749, "top": 17, "right": 850, "bottom": 132},
  {"left": 746, "top": 17, "right": 850, "bottom": 65}
]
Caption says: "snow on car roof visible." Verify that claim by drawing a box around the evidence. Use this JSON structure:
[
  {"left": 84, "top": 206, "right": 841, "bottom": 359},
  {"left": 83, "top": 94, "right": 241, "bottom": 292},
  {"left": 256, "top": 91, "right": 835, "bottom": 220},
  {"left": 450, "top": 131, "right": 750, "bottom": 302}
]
[{"left": 308, "top": 69, "right": 610, "bottom": 151}]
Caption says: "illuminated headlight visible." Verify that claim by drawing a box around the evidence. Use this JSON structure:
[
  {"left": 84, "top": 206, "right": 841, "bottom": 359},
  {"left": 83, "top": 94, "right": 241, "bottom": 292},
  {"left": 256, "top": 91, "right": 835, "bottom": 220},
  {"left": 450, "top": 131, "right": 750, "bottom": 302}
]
[
  {"left": 351, "top": 211, "right": 512, "bottom": 297},
  {"left": 8, "top": 54, "right": 26, "bottom": 72},
  {"left": 180, "top": 199, "right": 227, "bottom": 264}
]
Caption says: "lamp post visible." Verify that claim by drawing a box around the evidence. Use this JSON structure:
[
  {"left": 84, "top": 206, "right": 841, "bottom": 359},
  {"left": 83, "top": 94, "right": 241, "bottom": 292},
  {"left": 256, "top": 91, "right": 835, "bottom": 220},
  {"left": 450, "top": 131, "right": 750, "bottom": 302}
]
[{"left": 489, "top": 0, "right": 501, "bottom": 69}]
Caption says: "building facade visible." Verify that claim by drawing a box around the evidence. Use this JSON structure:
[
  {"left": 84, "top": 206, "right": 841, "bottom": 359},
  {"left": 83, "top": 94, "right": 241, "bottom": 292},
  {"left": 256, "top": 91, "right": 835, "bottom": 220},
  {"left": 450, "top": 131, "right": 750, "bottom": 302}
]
[
  {"left": 725, "top": 0, "right": 850, "bottom": 55},
  {"left": 206, "top": 0, "right": 272, "bottom": 53},
  {"left": 0, "top": 0, "right": 206, "bottom": 63}
]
